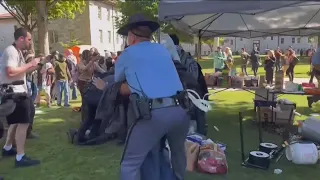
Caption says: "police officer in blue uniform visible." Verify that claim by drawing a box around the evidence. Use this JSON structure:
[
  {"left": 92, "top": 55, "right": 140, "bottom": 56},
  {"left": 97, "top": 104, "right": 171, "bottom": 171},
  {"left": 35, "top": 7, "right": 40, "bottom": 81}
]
[{"left": 115, "top": 14, "right": 189, "bottom": 180}]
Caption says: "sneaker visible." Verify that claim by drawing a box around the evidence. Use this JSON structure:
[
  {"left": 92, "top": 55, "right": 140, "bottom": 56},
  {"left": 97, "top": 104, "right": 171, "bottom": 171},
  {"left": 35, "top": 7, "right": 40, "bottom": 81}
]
[
  {"left": 64, "top": 104, "right": 71, "bottom": 107},
  {"left": 15, "top": 155, "right": 40, "bottom": 168},
  {"left": 2, "top": 148, "right": 17, "bottom": 157}
]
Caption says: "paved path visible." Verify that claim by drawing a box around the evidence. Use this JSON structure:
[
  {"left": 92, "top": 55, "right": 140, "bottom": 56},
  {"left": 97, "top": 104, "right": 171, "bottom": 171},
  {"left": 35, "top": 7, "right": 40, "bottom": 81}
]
[{"left": 208, "top": 78, "right": 317, "bottom": 91}]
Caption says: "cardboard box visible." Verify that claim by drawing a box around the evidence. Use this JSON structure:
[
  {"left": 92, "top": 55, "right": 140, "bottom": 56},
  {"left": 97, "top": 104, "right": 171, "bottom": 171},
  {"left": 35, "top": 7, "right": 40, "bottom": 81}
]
[
  {"left": 256, "top": 107, "right": 294, "bottom": 125},
  {"left": 205, "top": 73, "right": 216, "bottom": 87}
]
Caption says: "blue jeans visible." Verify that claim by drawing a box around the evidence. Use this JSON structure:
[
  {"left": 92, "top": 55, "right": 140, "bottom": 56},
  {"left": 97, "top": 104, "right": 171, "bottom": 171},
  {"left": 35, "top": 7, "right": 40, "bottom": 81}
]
[
  {"left": 56, "top": 80, "right": 70, "bottom": 106},
  {"left": 27, "top": 80, "right": 38, "bottom": 102},
  {"left": 70, "top": 82, "right": 78, "bottom": 100}
]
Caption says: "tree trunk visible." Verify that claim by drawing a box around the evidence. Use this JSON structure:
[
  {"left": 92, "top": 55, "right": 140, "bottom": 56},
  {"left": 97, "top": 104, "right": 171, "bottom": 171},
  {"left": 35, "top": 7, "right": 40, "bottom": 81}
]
[
  {"left": 36, "top": 1, "right": 50, "bottom": 56},
  {"left": 208, "top": 45, "right": 213, "bottom": 52}
]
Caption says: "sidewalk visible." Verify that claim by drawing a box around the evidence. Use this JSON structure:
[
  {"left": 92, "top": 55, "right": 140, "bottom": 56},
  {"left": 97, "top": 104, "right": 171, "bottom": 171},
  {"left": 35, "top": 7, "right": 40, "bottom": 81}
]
[{"left": 208, "top": 78, "right": 317, "bottom": 91}]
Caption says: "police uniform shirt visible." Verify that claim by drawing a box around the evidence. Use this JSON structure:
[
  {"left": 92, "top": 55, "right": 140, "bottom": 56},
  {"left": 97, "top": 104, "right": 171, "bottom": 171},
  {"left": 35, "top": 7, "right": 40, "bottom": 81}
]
[{"left": 115, "top": 41, "right": 183, "bottom": 98}]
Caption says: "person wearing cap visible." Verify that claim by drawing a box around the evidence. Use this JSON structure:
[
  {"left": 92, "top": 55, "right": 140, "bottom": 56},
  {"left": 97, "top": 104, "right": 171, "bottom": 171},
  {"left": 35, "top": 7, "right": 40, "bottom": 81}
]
[{"left": 116, "top": 14, "right": 189, "bottom": 180}]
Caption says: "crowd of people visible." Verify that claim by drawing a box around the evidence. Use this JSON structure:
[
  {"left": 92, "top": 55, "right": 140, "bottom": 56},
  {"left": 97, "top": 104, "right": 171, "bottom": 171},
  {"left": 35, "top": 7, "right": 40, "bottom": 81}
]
[
  {"left": 209, "top": 45, "right": 313, "bottom": 85},
  {"left": 23, "top": 47, "right": 118, "bottom": 109},
  {"left": 0, "top": 13, "right": 210, "bottom": 180}
]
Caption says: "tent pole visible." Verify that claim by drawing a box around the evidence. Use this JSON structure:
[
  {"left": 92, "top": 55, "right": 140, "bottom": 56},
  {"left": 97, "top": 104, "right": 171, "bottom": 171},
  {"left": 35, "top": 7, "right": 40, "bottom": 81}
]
[{"left": 197, "top": 30, "right": 202, "bottom": 61}]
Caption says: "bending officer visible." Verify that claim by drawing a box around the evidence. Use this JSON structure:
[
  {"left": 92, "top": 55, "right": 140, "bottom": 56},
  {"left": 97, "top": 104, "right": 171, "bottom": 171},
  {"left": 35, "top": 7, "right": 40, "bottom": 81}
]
[{"left": 116, "top": 14, "right": 189, "bottom": 180}]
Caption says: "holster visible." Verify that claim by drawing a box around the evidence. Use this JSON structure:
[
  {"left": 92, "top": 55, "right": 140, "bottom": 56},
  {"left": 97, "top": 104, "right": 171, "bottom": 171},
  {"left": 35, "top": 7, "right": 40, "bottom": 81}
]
[
  {"left": 129, "top": 93, "right": 152, "bottom": 121},
  {"left": 174, "top": 90, "right": 191, "bottom": 110}
]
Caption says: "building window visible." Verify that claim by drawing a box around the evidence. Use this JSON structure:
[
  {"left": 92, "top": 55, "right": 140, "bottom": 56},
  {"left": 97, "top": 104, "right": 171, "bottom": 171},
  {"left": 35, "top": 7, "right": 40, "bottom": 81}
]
[
  {"left": 230, "top": 40, "right": 234, "bottom": 45},
  {"left": 116, "top": 34, "right": 119, "bottom": 44},
  {"left": 240, "top": 38, "right": 243, "bottom": 41},
  {"left": 98, "top": 7, "right": 102, "bottom": 19},
  {"left": 108, "top": 31, "right": 111, "bottom": 43},
  {"left": 49, "top": 30, "right": 58, "bottom": 44},
  {"left": 297, "top": 37, "right": 301, "bottom": 43},
  {"left": 99, "top": 30, "right": 103, "bottom": 43},
  {"left": 280, "top": 38, "right": 284, "bottom": 44},
  {"left": 292, "top": 37, "right": 295, "bottom": 44},
  {"left": 107, "top": 8, "right": 110, "bottom": 21},
  {"left": 271, "top": 36, "right": 273, "bottom": 40}
]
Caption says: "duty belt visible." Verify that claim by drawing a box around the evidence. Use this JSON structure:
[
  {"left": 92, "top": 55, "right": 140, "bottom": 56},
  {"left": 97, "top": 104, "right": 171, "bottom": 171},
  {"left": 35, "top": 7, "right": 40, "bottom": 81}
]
[{"left": 151, "top": 97, "right": 179, "bottom": 109}]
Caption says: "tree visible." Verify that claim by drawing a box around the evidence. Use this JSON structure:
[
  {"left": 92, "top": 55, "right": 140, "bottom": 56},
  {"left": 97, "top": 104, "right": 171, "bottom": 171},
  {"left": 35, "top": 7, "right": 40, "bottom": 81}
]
[
  {"left": 202, "top": 37, "right": 225, "bottom": 52},
  {"left": 114, "top": 0, "right": 193, "bottom": 43},
  {"left": 1, "top": 0, "right": 86, "bottom": 55},
  {"left": 0, "top": 0, "right": 36, "bottom": 32},
  {"left": 36, "top": 0, "right": 86, "bottom": 55},
  {"left": 202, "top": 39, "right": 215, "bottom": 52}
]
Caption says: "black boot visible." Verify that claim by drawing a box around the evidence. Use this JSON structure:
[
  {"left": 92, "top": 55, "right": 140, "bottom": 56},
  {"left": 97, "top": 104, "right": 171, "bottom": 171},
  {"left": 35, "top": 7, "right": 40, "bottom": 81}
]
[
  {"left": 27, "top": 127, "right": 39, "bottom": 139},
  {"left": 307, "top": 96, "right": 313, "bottom": 108}
]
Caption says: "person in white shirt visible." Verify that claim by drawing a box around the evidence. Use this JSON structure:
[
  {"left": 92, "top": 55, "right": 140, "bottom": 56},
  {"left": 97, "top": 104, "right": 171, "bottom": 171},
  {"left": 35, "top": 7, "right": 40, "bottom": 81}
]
[
  {"left": 0, "top": 28, "right": 41, "bottom": 167},
  {"left": 66, "top": 49, "right": 78, "bottom": 100},
  {"left": 36, "top": 60, "right": 54, "bottom": 107}
]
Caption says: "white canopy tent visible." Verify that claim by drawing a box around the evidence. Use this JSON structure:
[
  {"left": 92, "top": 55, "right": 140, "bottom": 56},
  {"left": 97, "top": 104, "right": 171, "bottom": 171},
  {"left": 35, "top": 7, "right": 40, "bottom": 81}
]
[{"left": 158, "top": 0, "right": 320, "bottom": 38}]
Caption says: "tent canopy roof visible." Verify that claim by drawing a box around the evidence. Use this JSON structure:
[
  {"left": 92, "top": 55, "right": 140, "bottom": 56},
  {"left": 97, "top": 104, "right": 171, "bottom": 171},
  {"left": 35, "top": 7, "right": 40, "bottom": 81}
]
[{"left": 159, "top": 0, "right": 320, "bottom": 38}]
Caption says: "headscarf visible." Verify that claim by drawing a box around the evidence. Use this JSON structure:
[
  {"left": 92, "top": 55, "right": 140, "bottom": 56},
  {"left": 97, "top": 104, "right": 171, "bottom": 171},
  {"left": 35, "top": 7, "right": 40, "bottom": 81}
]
[{"left": 160, "top": 33, "right": 181, "bottom": 62}]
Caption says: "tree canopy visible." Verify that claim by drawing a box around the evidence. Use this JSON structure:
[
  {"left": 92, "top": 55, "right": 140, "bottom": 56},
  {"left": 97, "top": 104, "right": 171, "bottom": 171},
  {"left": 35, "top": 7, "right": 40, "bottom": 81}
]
[
  {"left": 0, "top": 0, "right": 86, "bottom": 32},
  {"left": 114, "top": 0, "right": 193, "bottom": 43}
]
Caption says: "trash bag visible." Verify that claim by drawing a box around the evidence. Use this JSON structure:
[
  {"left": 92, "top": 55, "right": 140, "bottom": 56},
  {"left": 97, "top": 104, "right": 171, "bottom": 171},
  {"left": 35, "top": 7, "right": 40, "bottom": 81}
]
[{"left": 197, "top": 143, "right": 228, "bottom": 174}]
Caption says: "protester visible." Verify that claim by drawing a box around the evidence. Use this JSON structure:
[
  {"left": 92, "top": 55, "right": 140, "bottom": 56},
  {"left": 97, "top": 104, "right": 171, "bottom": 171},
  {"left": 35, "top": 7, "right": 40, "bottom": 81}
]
[
  {"left": 77, "top": 50, "right": 97, "bottom": 100},
  {"left": 0, "top": 27, "right": 41, "bottom": 167},
  {"left": 275, "top": 47, "right": 283, "bottom": 72},
  {"left": 240, "top": 48, "right": 250, "bottom": 76},
  {"left": 264, "top": 50, "right": 276, "bottom": 85},
  {"left": 54, "top": 54, "right": 72, "bottom": 107},
  {"left": 37, "top": 56, "right": 55, "bottom": 107},
  {"left": 211, "top": 46, "right": 226, "bottom": 72},
  {"left": 65, "top": 49, "right": 78, "bottom": 100},
  {"left": 286, "top": 49, "right": 298, "bottom": 82},
  {"left": 250, "top": 47, "right": 260, "bottom": 76}
]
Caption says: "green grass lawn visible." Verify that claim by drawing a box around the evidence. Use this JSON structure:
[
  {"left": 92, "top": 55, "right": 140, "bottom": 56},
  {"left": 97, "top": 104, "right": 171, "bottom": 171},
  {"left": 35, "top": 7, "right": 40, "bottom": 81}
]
[
  {"left": 0, "top": 92, "right": 319, "bottom": 180},
  {"left": 199, "top": 56, "right": 311, "bottom": 78}
]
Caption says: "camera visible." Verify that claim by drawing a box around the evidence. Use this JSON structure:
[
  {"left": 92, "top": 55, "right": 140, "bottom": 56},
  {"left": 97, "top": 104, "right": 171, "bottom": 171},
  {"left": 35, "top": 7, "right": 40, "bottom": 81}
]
[
  {"left": 0, "top": 80, "right": 27, "bottom": 139},
  {"left": 0, "top": 80, "right": 27, "bottom": 116}
]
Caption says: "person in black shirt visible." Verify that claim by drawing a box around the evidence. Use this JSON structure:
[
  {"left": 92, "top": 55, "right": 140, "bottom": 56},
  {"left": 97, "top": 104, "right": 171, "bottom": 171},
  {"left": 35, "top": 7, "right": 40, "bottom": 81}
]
[
  {"left": 250, "top": 48, "right": 260, "bottom": 76},
  {"left": 264, "top": 50, "right": 276, "bottom": 85}
]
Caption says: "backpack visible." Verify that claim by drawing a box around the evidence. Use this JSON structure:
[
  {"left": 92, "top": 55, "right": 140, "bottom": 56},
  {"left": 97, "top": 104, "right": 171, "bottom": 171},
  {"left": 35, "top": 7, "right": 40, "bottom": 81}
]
[
  {"left": 179, "top": 49, "right": 199, "bottom": 81},
  {"left": 178, "top": 49, "right": 208, "bottom": 99}
]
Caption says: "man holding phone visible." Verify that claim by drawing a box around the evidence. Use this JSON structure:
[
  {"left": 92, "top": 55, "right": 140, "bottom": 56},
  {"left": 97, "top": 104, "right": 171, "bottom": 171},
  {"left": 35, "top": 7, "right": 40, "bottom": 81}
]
[{"left": 0, "top": 28, "right": 41, "bottom": 167}]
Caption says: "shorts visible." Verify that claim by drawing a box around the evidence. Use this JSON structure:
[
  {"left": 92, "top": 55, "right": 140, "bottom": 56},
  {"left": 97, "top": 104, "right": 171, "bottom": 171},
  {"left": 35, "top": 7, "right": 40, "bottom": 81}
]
[{"left": 6, "top": 96, "right": 32, "bottom": 125}]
